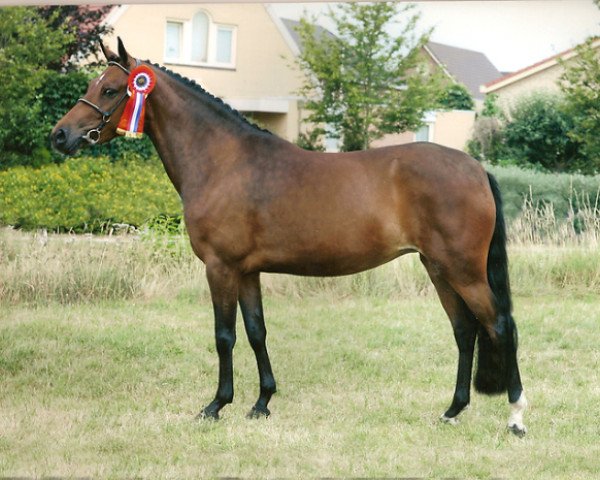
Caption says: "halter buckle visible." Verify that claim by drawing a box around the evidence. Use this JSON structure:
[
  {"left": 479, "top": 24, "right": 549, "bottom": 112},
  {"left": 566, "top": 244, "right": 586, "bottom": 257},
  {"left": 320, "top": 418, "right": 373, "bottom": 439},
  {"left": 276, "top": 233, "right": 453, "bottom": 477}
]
[{"left": 82, "top": 128, "right": 101, "bottom": 145}]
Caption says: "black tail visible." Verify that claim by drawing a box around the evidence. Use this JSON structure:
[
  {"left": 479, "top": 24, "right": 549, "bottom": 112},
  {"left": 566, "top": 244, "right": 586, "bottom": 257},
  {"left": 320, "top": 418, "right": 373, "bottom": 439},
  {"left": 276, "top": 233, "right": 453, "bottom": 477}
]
[{"left": 474, "top": 173, "right": 518, "bottom": 395}]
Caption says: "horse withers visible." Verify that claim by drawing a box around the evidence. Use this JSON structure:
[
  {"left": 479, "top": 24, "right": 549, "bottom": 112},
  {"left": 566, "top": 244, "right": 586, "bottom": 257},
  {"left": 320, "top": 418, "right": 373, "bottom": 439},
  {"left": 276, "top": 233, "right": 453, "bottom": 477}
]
[{"left": 51, "top": 39, "right": 527, "bottom": 436}]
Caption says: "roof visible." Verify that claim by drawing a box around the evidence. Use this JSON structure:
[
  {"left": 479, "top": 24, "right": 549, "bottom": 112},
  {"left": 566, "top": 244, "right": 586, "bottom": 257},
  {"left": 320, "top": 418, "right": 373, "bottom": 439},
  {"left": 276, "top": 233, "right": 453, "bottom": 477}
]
[
  {"left": 279, "top": 18, "right": 337, "bottom": 53},
  {"left": 424, "top": 41, "right": 502, "bottom": 100},
  {"left": 481, "top": 38, "right": 600, "bottom": 94}
]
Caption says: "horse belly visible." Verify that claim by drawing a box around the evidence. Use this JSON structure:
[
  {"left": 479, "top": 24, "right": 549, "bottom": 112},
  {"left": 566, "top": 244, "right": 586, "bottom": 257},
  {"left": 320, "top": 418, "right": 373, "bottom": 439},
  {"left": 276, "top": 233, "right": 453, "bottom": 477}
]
[
  {"left": 258, "top": 248, "right": 415, "bottom": 277},
  {"left": 245, "top": 219, "right": 416, "bottom": 276}
]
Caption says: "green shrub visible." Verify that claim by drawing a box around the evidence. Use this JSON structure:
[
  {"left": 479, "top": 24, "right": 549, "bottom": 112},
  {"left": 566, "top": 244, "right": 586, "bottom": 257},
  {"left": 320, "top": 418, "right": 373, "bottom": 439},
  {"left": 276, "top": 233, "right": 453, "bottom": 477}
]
[
  {"left": 504, "top": 92, "right": 581, "bottom": 172},
  {"left": 0, "top": 156, "right": 181, "bottom": 232},
  {"left": 488, "top": 164, "right": 600, "bottom": 220},
  {"left": 467, "top": 94, "right": 507, "bottom": 163}
]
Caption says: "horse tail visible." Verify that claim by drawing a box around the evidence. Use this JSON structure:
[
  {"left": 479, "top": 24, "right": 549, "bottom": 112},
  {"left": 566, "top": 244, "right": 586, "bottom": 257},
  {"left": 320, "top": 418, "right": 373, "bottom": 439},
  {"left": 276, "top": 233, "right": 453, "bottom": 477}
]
[{"left": 474, "top": 172, "right": 518, "bottom": 395}]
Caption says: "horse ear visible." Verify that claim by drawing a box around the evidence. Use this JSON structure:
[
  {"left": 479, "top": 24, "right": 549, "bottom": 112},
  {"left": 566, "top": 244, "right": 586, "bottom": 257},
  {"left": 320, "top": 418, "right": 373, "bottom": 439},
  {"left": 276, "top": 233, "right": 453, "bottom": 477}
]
[
  {"left": 100, "top": 41, "right": 119, "bottom": 62},
  {"left": 117, "top": 37, "right": 133, "bottom": 67}
]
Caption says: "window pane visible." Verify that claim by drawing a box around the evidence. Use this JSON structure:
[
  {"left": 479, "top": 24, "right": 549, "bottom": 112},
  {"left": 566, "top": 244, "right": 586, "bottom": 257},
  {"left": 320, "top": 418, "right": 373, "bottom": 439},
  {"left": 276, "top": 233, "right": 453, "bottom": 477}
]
[
  {"left": 165, "top": 22, "right": 182, "bottom": 59},
  {"left": 415, "top": 124, "right": 430, "bottom": 142},
  {"left": 216, "top": 27, "right": 233, "bottom": 64},
  {"left": 192, "top": 12, "right": 209, "bottom": 62}
]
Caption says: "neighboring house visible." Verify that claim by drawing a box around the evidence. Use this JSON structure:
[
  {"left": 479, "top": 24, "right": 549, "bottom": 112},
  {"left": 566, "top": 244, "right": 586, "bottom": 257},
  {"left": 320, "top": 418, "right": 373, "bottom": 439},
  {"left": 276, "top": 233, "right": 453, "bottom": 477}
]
[
  {"left": 424, "top": 41, "right": 503, "bottom": 104},
  {"left": 480, "top": 38, "right": 600, "bottom": 111},
  {"left": 103, "top": 4, "right": 304, "bottom": 141},
  {"left": 374, "top": 42, "right": 502, "bottom": 151}
]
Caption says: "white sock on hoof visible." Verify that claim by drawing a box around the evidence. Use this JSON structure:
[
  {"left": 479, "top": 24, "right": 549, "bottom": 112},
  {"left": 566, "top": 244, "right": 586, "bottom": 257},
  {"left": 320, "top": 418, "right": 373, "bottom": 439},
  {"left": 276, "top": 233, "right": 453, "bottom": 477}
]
[{"left": 508, "top": 392, "right": 528, "bottom": 435}]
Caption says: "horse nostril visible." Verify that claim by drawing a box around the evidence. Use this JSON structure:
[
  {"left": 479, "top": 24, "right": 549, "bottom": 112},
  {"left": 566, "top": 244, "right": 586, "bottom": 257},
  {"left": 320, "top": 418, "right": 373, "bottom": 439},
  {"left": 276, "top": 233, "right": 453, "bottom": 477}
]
[{"left": 53, "top": 128, "right": 67, "bottom": 146}]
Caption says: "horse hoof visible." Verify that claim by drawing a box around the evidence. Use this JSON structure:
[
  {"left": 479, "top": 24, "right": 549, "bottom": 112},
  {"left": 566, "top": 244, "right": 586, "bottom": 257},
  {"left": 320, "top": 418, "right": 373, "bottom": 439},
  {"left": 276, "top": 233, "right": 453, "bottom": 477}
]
[
  {"left": 440, "top": 414, "right": 459, "bottom": 425},
  {"left": 247, "top": 405, "right": 270, "bottom": 419},
  {"left": 196, "top": 408, "right": 219, "bottom": 421},
  {"left": 508, "top": 423, "right": 527, "bottom": 438}
]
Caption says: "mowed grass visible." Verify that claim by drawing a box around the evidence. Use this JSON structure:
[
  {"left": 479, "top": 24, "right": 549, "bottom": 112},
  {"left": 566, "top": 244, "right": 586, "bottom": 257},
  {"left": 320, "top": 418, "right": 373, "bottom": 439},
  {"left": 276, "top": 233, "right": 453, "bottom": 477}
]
[{"left": 2, "top": 292, "right": 600, "bottom": 478}]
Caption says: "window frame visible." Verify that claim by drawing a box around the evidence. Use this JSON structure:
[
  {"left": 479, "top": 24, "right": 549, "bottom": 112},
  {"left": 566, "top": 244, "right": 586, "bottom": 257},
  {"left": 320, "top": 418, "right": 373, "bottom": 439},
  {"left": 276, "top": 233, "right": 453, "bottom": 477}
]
[
  {"left": 164, "top": 11, "right": 237, "bottom": 69},
  {"left": 164, "top": 20, "right": 184, "bottom": 62}
]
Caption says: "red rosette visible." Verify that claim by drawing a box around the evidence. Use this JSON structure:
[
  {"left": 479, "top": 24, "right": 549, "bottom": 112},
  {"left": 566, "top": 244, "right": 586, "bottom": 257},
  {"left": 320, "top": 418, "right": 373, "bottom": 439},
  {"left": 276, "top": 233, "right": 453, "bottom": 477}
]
[
  {"left": 129, "top": 65, "right": 156, "bottom": 95},
  {"left": 117, "top": 65, "right": 157, "bottom": 138}
]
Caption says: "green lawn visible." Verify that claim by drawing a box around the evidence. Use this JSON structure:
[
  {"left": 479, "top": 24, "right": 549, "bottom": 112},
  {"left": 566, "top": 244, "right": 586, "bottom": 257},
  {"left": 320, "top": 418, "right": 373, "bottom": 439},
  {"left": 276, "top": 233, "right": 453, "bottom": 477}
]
[{"left": 2, "top": 294, "right": 599, "bottom": 478}]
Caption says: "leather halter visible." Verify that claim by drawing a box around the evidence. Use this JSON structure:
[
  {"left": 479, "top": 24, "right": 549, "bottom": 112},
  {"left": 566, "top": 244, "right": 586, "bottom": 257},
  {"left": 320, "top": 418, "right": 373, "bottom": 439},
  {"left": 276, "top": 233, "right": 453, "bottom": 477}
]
[{"left": 77, "top": 60, "right": 135, "bottom": 145}]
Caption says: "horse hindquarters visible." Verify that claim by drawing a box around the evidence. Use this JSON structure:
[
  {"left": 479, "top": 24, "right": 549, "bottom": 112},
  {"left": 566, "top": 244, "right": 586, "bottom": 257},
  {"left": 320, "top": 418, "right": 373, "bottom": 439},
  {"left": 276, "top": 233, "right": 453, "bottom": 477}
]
[{"left": 419, "top": 172, "right": 526, "bottom": 435}]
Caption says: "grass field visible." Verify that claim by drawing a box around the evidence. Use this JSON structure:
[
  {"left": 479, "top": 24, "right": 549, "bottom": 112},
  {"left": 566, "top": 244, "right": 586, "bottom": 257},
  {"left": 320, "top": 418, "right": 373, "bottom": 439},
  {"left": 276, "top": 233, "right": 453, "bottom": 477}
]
[{"left": 1, "top": 228, "right": 600, "bottom": 477}]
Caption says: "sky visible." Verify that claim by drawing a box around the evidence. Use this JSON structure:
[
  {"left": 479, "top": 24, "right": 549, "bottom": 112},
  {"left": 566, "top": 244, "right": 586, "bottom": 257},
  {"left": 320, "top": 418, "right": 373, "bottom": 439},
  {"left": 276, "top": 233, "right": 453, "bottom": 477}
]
[{"left": 272, "top": 1, "right": 600, "bottom": 73}]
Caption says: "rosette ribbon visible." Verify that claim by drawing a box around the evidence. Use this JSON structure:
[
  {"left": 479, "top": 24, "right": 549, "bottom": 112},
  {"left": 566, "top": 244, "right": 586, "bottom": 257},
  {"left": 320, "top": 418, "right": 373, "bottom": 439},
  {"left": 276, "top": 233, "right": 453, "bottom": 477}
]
[{"left": 116, "top": 65, "right": 156, "bottom": 138}]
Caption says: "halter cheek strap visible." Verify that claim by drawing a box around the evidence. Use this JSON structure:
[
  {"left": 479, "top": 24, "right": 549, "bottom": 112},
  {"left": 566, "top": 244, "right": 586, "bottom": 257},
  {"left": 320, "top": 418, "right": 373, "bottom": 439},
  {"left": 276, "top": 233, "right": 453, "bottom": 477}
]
[{"left": 77, "top": 59, "right": 140, "bottom": 145}]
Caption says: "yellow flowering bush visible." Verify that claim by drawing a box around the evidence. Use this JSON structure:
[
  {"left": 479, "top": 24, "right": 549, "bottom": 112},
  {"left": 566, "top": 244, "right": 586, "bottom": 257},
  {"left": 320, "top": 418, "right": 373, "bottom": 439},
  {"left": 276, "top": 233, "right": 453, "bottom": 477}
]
[{"left": 0, "top": 156, "right": 181, "bottom": 232}]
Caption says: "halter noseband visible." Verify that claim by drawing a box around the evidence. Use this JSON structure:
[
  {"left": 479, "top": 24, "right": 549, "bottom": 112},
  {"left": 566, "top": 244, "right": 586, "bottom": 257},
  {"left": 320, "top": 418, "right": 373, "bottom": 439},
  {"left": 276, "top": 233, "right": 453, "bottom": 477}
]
[{"left": 77, "top": 60, "right": 136, "bottom": 145}]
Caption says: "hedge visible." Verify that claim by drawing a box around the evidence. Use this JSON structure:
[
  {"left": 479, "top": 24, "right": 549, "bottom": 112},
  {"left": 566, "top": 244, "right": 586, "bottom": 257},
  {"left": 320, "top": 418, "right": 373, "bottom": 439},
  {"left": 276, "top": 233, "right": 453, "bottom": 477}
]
[
  {"left": 0, "top": 157, "right": 598, "bottom": 232},
  {"left": 487, "top": 164, "right": 600, "bottom": 220},
  {"left": 0, "top": 156, "right": 181, "bottom": 232}
]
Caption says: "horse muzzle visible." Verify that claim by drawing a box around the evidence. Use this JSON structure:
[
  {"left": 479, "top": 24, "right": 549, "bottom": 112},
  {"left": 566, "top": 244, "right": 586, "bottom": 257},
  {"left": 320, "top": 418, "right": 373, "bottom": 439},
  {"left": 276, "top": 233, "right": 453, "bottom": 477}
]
[{"left": 51, "top": 125, "right": 85, "bottom": 155}]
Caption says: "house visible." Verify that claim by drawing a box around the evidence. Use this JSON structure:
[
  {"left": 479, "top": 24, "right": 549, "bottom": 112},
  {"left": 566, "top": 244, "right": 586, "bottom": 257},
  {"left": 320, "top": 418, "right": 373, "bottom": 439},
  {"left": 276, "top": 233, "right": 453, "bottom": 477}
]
[
  {"left": 102, "top": 4, "right": 500, "bottom": 152},
  {"left": 480, "top": 38, "right": 600, "bottom": 111},
  {"left": 373, "top": 42, "right": 502, "bottom": 151},
  {"left": 424, "top": 41, "right": 503, "bottom": 104},
  {"left": 103, "top": 4, "right": 304, "bottom": 141}
]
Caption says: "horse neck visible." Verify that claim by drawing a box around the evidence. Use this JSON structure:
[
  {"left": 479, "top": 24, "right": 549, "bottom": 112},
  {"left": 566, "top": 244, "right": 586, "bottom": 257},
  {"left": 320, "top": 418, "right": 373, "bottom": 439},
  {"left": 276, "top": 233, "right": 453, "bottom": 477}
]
[{"left": 144, "top": 66, "right": 270, "bottom": 197}]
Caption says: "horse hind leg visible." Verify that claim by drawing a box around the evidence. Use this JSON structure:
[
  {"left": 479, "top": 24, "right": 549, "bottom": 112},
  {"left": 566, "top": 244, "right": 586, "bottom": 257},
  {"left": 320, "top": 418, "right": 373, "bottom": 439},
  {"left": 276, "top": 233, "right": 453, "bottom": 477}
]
[
  {"left": 421, "top": 255, "right": 478, "bottom": 424},
  {"left": 448, "top": 272, "right": 527, "bottom": 436}
]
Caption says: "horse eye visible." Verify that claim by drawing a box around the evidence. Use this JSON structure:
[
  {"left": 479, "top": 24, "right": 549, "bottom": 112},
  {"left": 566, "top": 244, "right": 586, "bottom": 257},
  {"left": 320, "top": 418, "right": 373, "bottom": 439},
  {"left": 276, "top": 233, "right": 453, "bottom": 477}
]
[{"left": 102, "top": 88, "right": 118, "bottom": 98}]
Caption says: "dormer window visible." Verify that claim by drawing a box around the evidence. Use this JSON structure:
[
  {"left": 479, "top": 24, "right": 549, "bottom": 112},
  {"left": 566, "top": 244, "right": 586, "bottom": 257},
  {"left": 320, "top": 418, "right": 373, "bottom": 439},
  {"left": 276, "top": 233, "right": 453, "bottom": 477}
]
[{"left": 165, "top": 10, "right": 236, "bottom": 69}]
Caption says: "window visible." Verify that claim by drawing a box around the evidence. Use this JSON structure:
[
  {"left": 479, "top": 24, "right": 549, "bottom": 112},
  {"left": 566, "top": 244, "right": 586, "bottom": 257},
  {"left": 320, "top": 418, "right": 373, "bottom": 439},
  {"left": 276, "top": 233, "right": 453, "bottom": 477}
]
[
  {"left": 165, "top": 11, "right": 236, "bottom": 68},
  {"left": 415, "top": 112, "right": 436, "bottom": 142},
  {"left": 165, "top": 21, "right": 182, "bottom": 60},
  {"left": 415, "top": 125, "right": 430, "bottom": 142},
  {"left": 216, "top": 26, "right": 233, "bottom": 64},
  {"left": 191, "top": 12, "right": 209, "bottom": 63}
]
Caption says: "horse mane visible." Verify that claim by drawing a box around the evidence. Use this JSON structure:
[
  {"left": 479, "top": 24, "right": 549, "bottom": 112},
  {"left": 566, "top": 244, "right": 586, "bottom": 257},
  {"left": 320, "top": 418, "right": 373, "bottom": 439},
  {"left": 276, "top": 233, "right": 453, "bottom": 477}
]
[{"left": 147, "top": 61, "right": 273, "bottom": 136}]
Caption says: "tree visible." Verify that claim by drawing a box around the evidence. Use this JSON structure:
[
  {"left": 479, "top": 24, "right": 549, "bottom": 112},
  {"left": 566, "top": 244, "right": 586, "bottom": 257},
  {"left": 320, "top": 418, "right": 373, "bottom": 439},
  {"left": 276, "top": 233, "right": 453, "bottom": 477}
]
[
  {"left": 503, "top": 93, "right": 581, "bottom": 172},
  {"left": 437, "top": 83, "right": 475, "bottom": 111},
  {"left": 0, "top": 7, "right": 73, "bottom": 164},
  {"left": 37, "top": 5, "right": 113, "bottom": 72},
  {"left": 559, "top": 37, "right": 600, "bottom": 172},
  {"left": 295, "top": 2, "right": 442, "bottom": 151}
]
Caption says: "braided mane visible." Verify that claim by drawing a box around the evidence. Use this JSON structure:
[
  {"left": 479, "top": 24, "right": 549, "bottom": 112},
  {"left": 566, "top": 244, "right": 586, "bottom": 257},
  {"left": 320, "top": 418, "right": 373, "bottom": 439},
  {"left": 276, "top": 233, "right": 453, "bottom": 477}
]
[{"left": 147, "top": 61, "right": 272, "bottom": 136}]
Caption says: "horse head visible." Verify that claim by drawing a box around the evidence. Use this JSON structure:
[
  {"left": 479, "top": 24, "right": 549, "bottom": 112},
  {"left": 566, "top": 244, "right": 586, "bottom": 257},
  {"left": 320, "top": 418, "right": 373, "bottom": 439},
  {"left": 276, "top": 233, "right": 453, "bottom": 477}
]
[{"left": 51, "top": 38, "right": 136, "bottom": 155}]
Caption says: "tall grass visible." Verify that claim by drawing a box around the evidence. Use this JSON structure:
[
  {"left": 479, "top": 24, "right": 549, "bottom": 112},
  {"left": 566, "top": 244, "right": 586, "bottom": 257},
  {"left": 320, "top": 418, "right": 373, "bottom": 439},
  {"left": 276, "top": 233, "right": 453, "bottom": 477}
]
[
  {"left": 2, "top": 194, "right": 600, "bottom": 306},
  {"left": 0, "top": 228, "right": 206, "bottom": 305},
  {"left": 509, "top": 187, "right": 600, "bottom": 247}
]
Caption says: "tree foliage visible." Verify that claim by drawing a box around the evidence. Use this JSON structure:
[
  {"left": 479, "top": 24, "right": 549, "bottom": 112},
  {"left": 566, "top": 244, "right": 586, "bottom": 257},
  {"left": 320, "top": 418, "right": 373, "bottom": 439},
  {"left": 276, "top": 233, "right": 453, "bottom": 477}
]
[
  {"left": 295, "top": 2, "right": 442, "bottom": 151},
  {"left": 559, "top": 37, "right": 600, "bottom": 171},
  {"left": 504, "top": 93, "right": 581, "bottom": 172},
  {"left": 437, "top": 82, "right": 474, "bottom": 111},
  {"left": 37, "top": 5, "right": 113, "bottom": 72},
  {"left": 467, "top": 94, "right": 506, "bottom": 163},
  {"left": 0, "top": 7, "right": 73, "bottom": 163}
]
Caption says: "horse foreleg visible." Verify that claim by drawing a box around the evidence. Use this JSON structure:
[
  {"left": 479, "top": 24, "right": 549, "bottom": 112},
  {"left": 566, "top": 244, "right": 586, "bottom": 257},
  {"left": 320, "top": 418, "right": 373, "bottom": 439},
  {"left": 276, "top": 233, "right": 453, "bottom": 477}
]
[
  {"left": 239, "top": 272, "right": 277, "bottom": 418},
  {"left": 198, "top": 262, "right": 240, "bottom": 420}
]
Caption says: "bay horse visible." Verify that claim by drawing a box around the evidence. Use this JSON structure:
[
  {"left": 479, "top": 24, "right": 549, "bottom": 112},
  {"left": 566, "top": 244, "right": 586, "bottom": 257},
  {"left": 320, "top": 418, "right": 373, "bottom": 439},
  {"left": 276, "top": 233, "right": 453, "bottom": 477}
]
[{"left": 51, "top": 39, "right": 527, "bottom": 436}]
